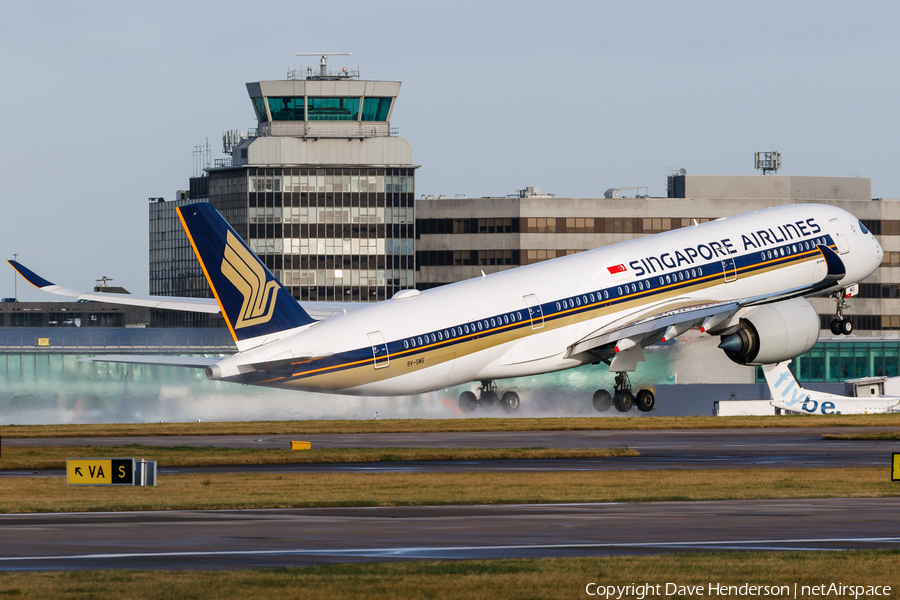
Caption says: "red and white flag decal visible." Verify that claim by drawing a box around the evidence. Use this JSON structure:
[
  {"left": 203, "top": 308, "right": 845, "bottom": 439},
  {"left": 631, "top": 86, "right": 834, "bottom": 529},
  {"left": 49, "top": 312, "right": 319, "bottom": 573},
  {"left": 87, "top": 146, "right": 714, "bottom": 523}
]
[{"left": 607, "top": 264, "right": 630, "bottom": 281}]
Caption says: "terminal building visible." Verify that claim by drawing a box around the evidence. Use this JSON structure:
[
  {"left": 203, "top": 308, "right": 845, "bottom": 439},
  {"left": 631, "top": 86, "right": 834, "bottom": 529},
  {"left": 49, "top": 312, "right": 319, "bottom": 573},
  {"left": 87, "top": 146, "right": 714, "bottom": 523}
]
[{"left": 149, "top": 58, "right": 417, "bottom": 326}]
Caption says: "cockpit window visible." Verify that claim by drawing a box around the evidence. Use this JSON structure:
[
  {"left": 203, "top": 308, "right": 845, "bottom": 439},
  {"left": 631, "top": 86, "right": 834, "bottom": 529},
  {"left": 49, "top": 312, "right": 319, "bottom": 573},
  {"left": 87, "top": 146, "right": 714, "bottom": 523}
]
[{"left": 859, "top": 220, "right": 869, "bottom": 234}]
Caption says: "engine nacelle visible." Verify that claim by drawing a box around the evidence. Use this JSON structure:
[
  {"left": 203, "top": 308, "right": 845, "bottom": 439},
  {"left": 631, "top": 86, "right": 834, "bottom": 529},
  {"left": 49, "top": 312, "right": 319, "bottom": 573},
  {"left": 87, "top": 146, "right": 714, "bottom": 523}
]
[{"left": 718, "top": 297, "right": 819, "bottom": 366}]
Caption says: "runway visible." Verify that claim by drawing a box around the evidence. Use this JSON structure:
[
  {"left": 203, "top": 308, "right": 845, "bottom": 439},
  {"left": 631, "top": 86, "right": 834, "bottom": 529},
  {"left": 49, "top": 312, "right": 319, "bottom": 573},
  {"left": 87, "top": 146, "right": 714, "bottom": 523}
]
[
  {"left": 2, "top": 427, "right": 898, "bottom": 475},
  {"left": 1, "top": 498, "right": 898, "bottom": 570}
]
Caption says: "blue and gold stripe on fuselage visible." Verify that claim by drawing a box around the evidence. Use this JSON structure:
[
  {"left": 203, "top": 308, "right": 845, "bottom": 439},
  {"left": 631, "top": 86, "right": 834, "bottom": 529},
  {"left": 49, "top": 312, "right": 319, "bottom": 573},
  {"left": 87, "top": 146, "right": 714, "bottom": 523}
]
[{"left": 233, "top": 238, "right": 833, "bottom": 392}]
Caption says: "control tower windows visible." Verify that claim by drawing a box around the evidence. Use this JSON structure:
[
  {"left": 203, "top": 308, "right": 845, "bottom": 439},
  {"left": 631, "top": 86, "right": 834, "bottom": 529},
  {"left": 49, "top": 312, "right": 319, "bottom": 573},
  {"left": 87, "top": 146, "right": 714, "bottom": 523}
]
[
  {"left": 307, "top": 97, "right": 360, "bottom": 121},
  {"left": 266, "top": 97, "right": 305, "bottom": 121},
  {"left": 253, "top": 97, "right": 269, "bottom": 122},
  {"left": 362, "top": 97, "right": 392, "bottom": 121}
]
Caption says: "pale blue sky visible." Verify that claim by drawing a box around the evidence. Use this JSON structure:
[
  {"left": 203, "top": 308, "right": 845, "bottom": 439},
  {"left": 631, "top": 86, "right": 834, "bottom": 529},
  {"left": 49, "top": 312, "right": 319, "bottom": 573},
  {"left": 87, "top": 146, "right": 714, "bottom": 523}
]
[{"left": 2, "top": 0, "right": 898, "bottom": 299}]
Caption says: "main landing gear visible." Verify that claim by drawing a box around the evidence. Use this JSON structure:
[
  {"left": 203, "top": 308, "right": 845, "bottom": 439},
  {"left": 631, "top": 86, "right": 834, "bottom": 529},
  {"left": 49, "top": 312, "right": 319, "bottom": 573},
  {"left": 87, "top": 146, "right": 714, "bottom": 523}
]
[
  {"left": 458, "top": 381, "right": 520, "bottom": 414},
  {"left": 592, "top": 372, "right": 655, "bottom": 413},
  {"left": 829, "top": 290, "right": 853, "bottom": 336}
]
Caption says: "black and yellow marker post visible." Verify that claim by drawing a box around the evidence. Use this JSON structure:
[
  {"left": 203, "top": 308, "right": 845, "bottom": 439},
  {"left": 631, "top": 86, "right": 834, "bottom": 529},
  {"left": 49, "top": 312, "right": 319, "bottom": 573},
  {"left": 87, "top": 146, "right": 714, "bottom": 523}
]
[{"left": 67, "top": 458, "right": 134, "bottom": 486}]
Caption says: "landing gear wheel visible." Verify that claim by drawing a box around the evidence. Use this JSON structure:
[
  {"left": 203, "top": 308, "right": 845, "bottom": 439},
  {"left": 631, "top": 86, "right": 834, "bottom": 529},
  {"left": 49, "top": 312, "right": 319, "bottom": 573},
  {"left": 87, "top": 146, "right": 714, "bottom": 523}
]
[
  {"left": 480, "top": 390, "right": 500, "bottom": 413},
  {"left": 592, "top": 389, "right": 612, "bottom": 412},
  {"left": 500, "top": 391, "right": 520, "bottom": 413},
  {"left": 635, "top": 389, "right": 655, "bottom": 412},
  {"left": 838, "top": 318, "right": 853, "bottom": 335},
  {"left": 613, "top": 389, "right": 634, "bottom": 412},
  {"left": 830, "top": 319, "right": 842, "bottom": 336},
  {"left": 458, "top": 391, "right": 477, "bottom": 413}
]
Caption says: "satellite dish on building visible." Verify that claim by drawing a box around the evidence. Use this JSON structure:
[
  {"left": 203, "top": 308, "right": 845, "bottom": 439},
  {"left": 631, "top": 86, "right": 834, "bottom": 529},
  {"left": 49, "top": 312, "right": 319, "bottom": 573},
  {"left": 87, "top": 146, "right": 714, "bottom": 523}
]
[{"left": 679, "top": 168, "right": 687, "bottom": 176}]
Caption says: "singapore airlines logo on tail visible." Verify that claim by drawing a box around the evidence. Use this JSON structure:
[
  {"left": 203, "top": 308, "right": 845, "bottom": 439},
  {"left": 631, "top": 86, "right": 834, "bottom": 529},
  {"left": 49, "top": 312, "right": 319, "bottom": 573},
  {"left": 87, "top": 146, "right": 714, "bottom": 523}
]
[{"left": 221, "top": 231, "right": 278, "bottom": 328}]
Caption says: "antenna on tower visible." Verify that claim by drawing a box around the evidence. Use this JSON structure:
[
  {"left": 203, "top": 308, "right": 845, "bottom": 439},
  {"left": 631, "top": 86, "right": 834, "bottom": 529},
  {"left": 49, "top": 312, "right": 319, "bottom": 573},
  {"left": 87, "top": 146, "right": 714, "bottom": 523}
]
[
  {"left": 295, "top": 52, "right": 353, "bottom": 79},
  {"left": 755, "top": 151, "right": 781, "bottom": 175}
]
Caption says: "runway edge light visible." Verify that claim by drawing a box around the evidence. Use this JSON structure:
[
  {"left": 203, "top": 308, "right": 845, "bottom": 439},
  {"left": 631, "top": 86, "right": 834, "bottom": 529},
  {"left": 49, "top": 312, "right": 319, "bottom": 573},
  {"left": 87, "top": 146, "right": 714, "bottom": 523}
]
[{"left": 893, "top": 453, "right": 900, "bottom": 482}]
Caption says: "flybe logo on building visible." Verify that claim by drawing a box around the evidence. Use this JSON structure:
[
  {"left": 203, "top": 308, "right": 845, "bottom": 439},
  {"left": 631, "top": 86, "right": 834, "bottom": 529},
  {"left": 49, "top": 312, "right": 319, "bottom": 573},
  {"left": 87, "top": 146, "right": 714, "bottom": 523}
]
[
  {"left": 771, "top": 368, "right": 841, "bottom": 415},
  {"left": 626, "top": 218, "right": 823, "bottom": 277},
  {"left": 221, "top": 231, "right": 278, "bottom": 329}
]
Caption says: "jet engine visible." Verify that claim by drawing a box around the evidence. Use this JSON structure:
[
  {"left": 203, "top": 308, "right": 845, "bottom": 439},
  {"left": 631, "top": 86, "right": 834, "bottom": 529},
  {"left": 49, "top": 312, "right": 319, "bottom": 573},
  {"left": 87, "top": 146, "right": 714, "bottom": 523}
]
[{"left": 718, "top": 297, "right": 819, "bottom": 366}]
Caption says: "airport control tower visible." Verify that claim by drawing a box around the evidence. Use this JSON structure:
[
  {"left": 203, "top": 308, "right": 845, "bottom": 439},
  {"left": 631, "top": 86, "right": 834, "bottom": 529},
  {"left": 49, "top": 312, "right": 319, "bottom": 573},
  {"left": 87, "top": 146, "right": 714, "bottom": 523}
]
[{"left": 149, "top": 55, "right": 417, "bottom": 325}]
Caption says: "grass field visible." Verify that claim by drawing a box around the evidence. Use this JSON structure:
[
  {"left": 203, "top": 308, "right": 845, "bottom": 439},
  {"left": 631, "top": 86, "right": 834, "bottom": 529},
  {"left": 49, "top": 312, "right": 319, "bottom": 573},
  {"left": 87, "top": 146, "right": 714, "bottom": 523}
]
[
  {"left": 3, "top": 413, "right": 900, "bottom": 438},
  {"left": 823, "top": 431, "right": 900, "bottom": 440},
  {"left": 0, "top": 467, "right": 896, "bottom": 513},
  {"left": 0, "top": 551, "right": 897, "bottom": 599},
  {"left": 0, "top": 445, "right": 636, "bottom": 471}
]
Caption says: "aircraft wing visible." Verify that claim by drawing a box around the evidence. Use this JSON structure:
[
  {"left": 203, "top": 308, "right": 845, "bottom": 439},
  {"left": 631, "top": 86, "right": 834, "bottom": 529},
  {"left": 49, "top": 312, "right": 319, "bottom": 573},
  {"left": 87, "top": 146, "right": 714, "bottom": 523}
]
[
  {"left": 9, "top": 260, "right": 221, "bottom": 313},
  {"left": 78, "top": 355, "right": 221, "bottom": 368},
  {"left": 9, "top": 260, "right": 367, "bottom": 320}
]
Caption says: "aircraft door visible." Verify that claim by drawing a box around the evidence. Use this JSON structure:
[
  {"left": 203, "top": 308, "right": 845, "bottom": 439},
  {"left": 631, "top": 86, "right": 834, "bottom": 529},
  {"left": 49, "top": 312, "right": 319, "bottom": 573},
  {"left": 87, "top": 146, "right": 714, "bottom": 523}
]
[
  {"left": 523, "top": 294, "right": 544, "bottom": 330},
  {"left": 721, "top": 257, "right": 737, "bottom": 282},
  {"left": 830, "top": 218, "right": 850, "bottom": 254},
  {"left": 367, "top": 331, "right": 390, "bottom": 369}
]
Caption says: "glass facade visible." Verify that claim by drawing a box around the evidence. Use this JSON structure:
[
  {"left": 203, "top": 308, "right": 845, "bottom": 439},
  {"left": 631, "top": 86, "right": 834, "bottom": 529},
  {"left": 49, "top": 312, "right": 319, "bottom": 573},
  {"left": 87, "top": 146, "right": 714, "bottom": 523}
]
[
  {"left": 362, "top": 97, "right": 392, "bottom": 121},
  {"left": 206, "top": 166, "right": 416, "bottom": 302},
  {"left": 756, "top": 341, "right": 900, "bottom": 382},
  {"left": 266, "top": 97, "right": 305, "bottom": 121},
  {"left": 307, "top": 97, "right": 360, "bottom": 121},
  {"left": 253, "top": 97, "right": 268, "bottom": 122}
]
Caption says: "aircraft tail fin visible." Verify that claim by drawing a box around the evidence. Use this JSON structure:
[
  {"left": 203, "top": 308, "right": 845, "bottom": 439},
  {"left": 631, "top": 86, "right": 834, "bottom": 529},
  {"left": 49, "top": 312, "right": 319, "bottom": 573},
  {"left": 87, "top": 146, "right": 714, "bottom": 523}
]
[
  {"left": 762, "top": 360, "right": 846, "bottom": 410},
  {"left": 762, "top": 361, "right": 810, "bottom": 409},
  {"left": 176, "top": 202, "right": 316, "bottom": 342}
]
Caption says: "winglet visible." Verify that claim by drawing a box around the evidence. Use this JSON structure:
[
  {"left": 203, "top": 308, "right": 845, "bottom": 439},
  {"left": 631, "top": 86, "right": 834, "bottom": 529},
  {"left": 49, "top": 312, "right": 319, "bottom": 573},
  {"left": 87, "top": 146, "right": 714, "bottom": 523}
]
[
  {"left": 176, "top": 203, "right": 316, "bottom": 342},
  {"left": 8, "top": 260, "right": 54, "bottom": 289}
]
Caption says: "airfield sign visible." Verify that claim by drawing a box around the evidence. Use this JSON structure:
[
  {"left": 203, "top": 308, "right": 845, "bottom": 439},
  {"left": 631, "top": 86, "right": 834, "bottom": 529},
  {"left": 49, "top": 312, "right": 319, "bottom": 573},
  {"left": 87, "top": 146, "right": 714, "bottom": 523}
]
[{"left": 67, "top": 458, "right": 135, "bottom": 485}]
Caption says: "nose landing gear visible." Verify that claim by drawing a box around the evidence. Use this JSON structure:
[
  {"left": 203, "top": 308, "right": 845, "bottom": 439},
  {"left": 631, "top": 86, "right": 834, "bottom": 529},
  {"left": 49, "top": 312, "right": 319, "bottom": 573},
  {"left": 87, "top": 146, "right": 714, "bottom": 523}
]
[
  {"left": 592, "top": 372, "right": 655, "bottom": 413},
  {"left": 829, "top": 291, "right": 853, "bottom": 336},
  {"left": 458, "top": 381, "right": 520, "bottom": 414}
]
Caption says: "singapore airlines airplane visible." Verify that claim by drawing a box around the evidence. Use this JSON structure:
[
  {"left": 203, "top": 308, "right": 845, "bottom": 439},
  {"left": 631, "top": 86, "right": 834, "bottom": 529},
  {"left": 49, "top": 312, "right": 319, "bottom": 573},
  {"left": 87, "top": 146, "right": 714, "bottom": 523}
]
[
  {"left": 763, "top": 361, "right": 900, "bottom": 415},
  {"left": 9, "top": 202, "right": 882, "bottom": 415}
]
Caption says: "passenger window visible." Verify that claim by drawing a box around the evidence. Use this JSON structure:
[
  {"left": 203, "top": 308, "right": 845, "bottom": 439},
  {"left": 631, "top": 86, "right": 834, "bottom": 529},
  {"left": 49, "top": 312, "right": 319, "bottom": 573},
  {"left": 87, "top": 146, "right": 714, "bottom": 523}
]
[
  {"left": 678, "top": 272, "right": 683, "bottom": 281},
  {"left": 760, "top": 253, "right": 765, "bottom": 261},
  {"left": 503, "top": 315, "right": 509, "bottom": 324},
  {"left": 464, "top": 325, "right": 469, "bottom": 334},
  {"left": 631, "top": 284, "right": 636, "bottom": 292},
  {"left": 582, "top": 295, "right": 587, "bottom": 304},
  {"left": 659, "top": 277, "right": 664, "bottom": 286},
  {"left": 563, "top": 300, "right": 568, "bottom": 309},
  {"left": 603, "top": 291, "right": 608, "bottom": 299},
  {"left": 698, "top": 267, "right": 703, "bottom": 275},
  {"left": 791, "top": 245, "right": 797, "bottom": 253},
  {"left": 491, "top": 318, "right": 496, "bottom": 327},
  {"left": 575, "top": 297, "right": 581, "bottom": 306},
  {"left": 517, "top": 311, "right": 522, "bottom": 320},
  {"left": 617, "top": 287, "right": 622, "bottom": 295},
  {"left": 444, "top": 330, "right": 449, "bottom": 339},
  {"left": 666, "top": 275, "right": 671, "bottom": 284},
  {"left": 451, "top": 328, "right": 456, "bottom": 337},
  {"left": 691, "top": 269, "right": 696, "bottom": 278},
  {"left": 556, "top": 302, "right": 561, "bottom": 310},
  {"left": 431, "top": 333, "right": 436, "bottom": 342},
  {"left": 438, "top": 331, "right": 443, "bottom": 341},
  {"left": 477, "top": 322, "right": 483, "bottom": 331},
  {"left": 590, "top": 293, "right": 595, "bottom": 302},
  {"left": 404, "top": 340, "right": 409, "bottom": 349}
]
